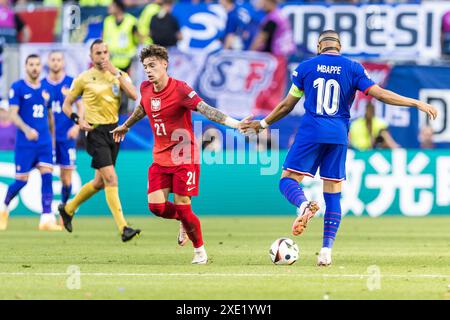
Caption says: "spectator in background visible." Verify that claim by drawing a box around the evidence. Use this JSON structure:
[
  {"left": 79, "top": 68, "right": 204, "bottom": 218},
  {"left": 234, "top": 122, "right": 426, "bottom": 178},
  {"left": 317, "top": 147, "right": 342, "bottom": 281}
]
[
  {"left": 250, "top": 0, "right": 295, "bottom": 57},
  {"left": 79, "top": 0, "right": 113, "bottom": 6},
  {"left": 103, "top": 0, "right": 140, "bottom": 73},
  {"left": 150, "top": 0, "right": 181, "bottom": 48},
  {"left": 419, "top": 126, "right": 435, "bottom": 149},
  {"left": 0, "top": 101, "right": 16, "bottom": 150},
  {"left": 103, "top": 0, "right": 140, "bottom": 114},
  {"left": 349, "top": 101, "right": 399, "bottom": 151},
  {"left": 138, "top": 0, "right": 162, "bottom": 46},
  {"left": 0, "top": 0, "right": 31, "bottom": 45},
  {"left": 220, "top": 0, "right": 255, "bottom": 50},
  {"left": 441, "top": 10, "right": 450, "bottom": 58}
]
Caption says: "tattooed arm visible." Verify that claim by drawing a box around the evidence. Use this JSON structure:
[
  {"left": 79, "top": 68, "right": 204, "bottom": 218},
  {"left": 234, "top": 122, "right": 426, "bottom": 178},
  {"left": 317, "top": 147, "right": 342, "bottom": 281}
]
[
  {"left": 110, "top": 104, "right": 146, "bottom": 143},
  {"left": 196, "top": 101, "right": 240, "bottom": 128},
  {"left": 124, "top": 104, "right": 146, "bottom": 128}
]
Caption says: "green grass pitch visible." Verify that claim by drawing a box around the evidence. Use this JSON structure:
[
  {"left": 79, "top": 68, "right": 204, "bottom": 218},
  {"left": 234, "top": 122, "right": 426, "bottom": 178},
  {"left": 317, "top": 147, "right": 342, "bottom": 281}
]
[{"left": 0, "top": 216, "right": 449, "bottom": 300}]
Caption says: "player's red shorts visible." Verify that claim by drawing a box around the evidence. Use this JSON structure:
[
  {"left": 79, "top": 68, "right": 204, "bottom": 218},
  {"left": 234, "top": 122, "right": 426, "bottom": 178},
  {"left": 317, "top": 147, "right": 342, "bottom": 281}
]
[{"left": 147, "top": 163, "right": 200, "bottom": 196}]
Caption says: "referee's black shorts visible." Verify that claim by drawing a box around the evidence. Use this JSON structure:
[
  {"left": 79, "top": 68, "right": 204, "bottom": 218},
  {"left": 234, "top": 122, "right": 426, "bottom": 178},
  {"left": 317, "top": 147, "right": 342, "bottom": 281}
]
[{"left": 86, "top": 123, "right": 120, "bottom": 169}]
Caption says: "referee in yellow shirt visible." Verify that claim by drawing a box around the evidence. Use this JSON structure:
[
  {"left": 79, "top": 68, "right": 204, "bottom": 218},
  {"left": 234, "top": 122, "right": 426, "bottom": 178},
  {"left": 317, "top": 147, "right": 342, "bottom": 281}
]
[{"left": 59, "top": 39, "right": 140, "bottom": 242}]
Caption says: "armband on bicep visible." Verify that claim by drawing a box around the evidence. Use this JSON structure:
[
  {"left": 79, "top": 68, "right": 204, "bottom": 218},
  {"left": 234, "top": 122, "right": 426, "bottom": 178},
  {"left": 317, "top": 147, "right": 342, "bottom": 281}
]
[{"left": 289, "top": 84, "right": 304, "bottom": 99}]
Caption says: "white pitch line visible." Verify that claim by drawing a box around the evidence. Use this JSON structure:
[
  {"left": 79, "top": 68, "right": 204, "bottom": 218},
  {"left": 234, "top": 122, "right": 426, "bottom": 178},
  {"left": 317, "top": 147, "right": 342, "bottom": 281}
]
[{"left": 0, "top": 272, "right": 448, "bottom": 279}]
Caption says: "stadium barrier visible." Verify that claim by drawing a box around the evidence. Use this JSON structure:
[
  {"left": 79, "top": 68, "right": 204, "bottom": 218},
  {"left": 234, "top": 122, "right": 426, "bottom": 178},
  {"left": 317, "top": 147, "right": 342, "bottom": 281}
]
[{"left": 0, "top": 149, "right": 448, "bottom": 216}]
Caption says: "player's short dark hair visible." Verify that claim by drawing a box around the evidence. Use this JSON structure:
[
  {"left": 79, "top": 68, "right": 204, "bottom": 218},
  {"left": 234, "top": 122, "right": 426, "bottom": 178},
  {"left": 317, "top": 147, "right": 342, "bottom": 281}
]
[
  {"left": 25, "top": 54, "right": 40, "bottom": 64},
  {"left": 113, "top": 0, "right": 125, "bottom": 12},
  {"left": 139, "top": 45, "right": 169, "bottom": 63},
  {"left": 319, "top": 30, "right": 340, "bottom": 41},
  {"left": 90, "top": 39, "right": 104, "bottom": 52}
]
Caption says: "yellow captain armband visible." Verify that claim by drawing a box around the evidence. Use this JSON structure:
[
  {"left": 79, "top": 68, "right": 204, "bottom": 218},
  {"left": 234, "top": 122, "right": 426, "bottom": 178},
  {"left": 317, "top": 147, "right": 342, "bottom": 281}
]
[{"left": 289, "top": 84, "right": 304, "bottom": 98}]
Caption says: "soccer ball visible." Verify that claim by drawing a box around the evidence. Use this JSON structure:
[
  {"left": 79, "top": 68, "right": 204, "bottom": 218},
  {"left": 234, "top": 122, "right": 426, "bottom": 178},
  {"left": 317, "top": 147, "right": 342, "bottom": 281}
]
[{"left": 269, "top": 238, "right": 299, "bottom": 265}]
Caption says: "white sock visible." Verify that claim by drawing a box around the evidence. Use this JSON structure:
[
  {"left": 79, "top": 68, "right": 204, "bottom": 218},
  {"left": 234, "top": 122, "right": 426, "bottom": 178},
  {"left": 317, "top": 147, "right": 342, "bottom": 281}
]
[
  {"left": 0, "top": 203, "right": 7, "bottom": 213},
  {"left": 320, "top": 247, "right": 332, "bottom": 254},
  {"left": 194, "top": 245, "right": 206, "bottom": 254},
  {"left": 40, "top": 213, "right": 56, "bottom": 224}
]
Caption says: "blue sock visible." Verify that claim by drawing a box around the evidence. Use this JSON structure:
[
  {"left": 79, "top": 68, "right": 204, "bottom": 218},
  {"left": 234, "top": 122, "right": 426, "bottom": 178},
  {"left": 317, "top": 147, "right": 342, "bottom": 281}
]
[
  {"left": 41, "top": 173, "right": 53, "bottom": 214},
  {"left": 323, "top": 192, "right": 342, "bottom": 249},
  {"left": 4, "top": 180, "right": 27, "bottom": 206},
  {"left": 61, "top": 184, "right": 72, "bottom": 204},
  {"left": 279, "top": 177, "right": 307, "bottom": 208}
]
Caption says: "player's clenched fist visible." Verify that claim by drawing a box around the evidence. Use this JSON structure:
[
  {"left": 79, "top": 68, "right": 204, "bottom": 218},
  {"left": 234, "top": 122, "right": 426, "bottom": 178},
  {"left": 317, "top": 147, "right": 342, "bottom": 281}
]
[{"left": 110, "top": 124, "right": 129, "bottom": 143}]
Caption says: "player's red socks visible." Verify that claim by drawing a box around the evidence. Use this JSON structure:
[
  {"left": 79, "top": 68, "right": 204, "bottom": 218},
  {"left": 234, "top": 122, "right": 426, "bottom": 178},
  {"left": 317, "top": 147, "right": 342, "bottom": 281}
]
[
  {"left": 175, "top": 204, "right": 204, "bottom": 248},
  {"left": 148, "top": 202, "right": 180, "bottom": 220}
]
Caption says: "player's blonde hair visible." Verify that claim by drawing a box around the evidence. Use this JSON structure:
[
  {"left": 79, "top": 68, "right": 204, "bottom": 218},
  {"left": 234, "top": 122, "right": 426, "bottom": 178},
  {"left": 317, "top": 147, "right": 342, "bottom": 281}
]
[{"left": 139, "top": 45, "right": 169, "bottom": 63}]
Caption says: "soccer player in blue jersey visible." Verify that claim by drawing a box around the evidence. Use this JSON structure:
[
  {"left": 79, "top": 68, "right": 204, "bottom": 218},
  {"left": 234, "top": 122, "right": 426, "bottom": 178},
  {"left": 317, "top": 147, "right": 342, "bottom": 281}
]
[
  {"left": 241, "top": 30, "right": 437, "bottom": 266},
  {"left": 42, "top": 51, "right": 84, "bottom": 205},
  {"left": 0, "top": 54, "right": 62, "bottom": 231}
]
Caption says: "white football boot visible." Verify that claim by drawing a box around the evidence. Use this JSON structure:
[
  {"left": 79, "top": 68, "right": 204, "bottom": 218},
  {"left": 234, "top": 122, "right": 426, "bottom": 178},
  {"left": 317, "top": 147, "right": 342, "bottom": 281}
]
[
  {"left": 192, "top": 245, "right": 208, "bottom": 264},
  {"left": 317, "top": 247, "right": 332, "bottom": 266},
  {"left": 292, "top": 201, "right": 320, "bottom": 236},
  {"left": 39, "top": 213, "right": 63, "bottom": 231},
  {"left": 177, "top": 222, "right": 188, "bottom": 246}
]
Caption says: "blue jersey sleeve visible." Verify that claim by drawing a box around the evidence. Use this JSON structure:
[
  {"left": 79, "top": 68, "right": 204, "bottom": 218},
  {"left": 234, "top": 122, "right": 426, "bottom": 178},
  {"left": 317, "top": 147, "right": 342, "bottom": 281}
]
[
  {"left": 8, "top": 82, "right": 21, "bottom": 107},
  {"left": 352, "top": 62, "right": 375, "bottom": 94},
  {"left": 291, "top": 63, "right": 305, "bottom": 90}
]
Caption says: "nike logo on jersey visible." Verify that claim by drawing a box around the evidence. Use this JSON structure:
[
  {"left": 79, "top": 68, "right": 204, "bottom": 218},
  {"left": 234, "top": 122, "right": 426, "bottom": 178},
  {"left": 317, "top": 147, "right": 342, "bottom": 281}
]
[
  {"left": 152, "top": 113, "right": 160, "bottom": 118},
  {"left": 24, "top": 94, "right": 32, "bottom": 99},
  {"left": 187, "top": 187, "right": 196, "bottom": 191}
]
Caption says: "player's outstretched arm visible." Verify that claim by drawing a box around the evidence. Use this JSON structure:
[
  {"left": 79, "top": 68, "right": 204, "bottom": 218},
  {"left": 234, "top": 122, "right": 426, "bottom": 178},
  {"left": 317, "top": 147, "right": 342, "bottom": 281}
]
[
  {"left": 111, "top": 104, "right": 146, "bottom": 143},
  {"left": 239, "top": 94, "right": 300, "bottom": 134},
  {"left": 368, "top": 85, "right": 438, "bottom": 120},
  {"left": 196, "top": 101, "right": 244, "bottom": 129},
  {"left": 8, "top": 105, "right": 39, "bottom": 141}
]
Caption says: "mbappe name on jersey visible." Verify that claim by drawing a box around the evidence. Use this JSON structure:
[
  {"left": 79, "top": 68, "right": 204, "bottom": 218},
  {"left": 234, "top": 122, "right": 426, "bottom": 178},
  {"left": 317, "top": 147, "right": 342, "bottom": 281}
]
[{"left": 317, "top": 65, "right": 342, "bottom": 74}]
